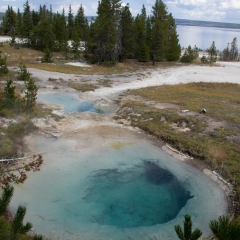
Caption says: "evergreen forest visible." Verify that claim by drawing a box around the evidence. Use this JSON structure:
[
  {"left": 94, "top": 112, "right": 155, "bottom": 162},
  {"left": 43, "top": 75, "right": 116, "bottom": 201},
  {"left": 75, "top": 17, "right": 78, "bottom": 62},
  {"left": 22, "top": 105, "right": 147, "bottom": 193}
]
[{"left": 0, "top": 0, "right": 181, "bottom": 65}]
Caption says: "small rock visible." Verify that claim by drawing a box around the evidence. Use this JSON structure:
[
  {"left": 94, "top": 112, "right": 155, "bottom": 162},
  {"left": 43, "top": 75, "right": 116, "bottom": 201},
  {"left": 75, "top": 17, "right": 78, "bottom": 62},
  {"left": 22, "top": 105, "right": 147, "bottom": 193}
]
[
  {"left": 210, "top": 131, "right": 219, "bottom": 138},
  {"left": 179, "top": 121, "right": 187, "bottom": 128},
  {"left": 160, "top": 117, "right": 166, "bottom": 122}
]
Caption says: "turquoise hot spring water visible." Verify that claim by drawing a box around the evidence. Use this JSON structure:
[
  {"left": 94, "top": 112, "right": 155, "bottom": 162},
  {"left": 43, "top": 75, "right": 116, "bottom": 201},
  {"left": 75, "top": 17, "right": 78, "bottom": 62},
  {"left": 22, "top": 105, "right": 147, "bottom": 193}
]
[
  {"left": 8, "top": 92, "right": 228, "bottom": 239},
  {"left": 10, "top": 136, "right": 227, "bottom": 240},
  {"left": 37, "top": 92, "right": 115, "bottom": 114}
]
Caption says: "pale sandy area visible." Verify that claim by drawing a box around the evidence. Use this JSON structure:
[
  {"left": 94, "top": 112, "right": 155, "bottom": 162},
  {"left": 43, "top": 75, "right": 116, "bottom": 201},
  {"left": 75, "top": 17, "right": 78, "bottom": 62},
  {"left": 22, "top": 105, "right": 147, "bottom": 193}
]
[
  {"left": 27, "top": 63, "right": 240, "bottom": 101},
  {"left": 0, "top": 36, "right": 11, "bottom": 42},
  {"left": 65, "top": 62, "right": 92, "bottom": 67},
  {"left": 216, "top": 61, "right": 240, "bottom": 67}
]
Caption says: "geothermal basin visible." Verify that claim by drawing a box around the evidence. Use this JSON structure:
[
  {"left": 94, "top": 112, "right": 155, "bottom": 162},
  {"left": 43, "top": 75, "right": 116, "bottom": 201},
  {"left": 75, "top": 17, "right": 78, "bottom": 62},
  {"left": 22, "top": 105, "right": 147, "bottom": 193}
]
[{"left": 10, "top": 134, "right": 227, "bottom": 239}]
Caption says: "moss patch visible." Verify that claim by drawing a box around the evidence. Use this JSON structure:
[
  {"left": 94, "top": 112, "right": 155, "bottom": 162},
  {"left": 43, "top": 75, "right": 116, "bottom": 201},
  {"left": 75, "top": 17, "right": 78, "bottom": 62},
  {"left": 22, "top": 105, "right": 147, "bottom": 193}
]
[{"left": 108, "top": 142, "right": 134, "bottom": 149}]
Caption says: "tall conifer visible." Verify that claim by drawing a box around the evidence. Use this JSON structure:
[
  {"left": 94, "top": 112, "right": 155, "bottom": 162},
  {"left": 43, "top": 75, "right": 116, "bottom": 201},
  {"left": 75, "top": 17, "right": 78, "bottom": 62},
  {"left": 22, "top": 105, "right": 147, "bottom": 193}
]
[
  {"left": 75, "top": 5, "right": 88, "bottom": 40},
  {"left": 119, "top": 4, "right": 134, "bottom": 61},
  {"left": 134, "top": 5, "right": 150, "bottom": 61},
  {"left": 92, "top": 0, "right": 121, "bottom": 63},
  {"left": 165, "top": 13, "right": 181, "bottom": 61},
  {"left": 151, "top": 0, "right": 168, "bottom": 64},
  {"left": 32, "top": 5, "right": 55, "bottom": 50},
  {"left": 2, "top": 6, "right": 16, "bottom": 35},
  {"left": 22, "top": 0, "right": 33, "bottom": 45},
  {"left": 16, "top": 9, "right": 23, "bottom": 37},
  {"left": 67, "top": 5, "right": 74, "bottom": 40}
]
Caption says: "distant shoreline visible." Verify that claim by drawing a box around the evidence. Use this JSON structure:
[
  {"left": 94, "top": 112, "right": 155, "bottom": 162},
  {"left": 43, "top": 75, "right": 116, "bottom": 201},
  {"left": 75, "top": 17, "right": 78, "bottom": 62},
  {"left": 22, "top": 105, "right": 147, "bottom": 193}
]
[
  {"left": 0, "top": 14, "right": 240, "bottom": 29},
  {"left": 175, "top": 18, "right": 240, "bottom": 29},
  {"left": 85, "top": 16, "right": 240, "bottom": 29}
]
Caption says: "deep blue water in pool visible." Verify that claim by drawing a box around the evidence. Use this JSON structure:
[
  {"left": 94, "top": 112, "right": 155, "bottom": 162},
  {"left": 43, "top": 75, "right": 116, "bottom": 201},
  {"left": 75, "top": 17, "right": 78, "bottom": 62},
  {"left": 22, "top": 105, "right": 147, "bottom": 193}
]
[
  {"left": 84, "top": 160, "right": 193, "bottom": 228},
  {"left": 37, "top": 93, "right": 113, "bottom": 114}
]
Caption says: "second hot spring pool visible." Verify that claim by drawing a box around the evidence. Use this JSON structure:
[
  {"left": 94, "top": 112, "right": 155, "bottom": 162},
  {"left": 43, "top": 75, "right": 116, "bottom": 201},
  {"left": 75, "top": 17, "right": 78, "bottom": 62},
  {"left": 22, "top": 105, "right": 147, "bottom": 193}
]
[{"left": 37, "top": 92, "right": 115, "bottom": 114}]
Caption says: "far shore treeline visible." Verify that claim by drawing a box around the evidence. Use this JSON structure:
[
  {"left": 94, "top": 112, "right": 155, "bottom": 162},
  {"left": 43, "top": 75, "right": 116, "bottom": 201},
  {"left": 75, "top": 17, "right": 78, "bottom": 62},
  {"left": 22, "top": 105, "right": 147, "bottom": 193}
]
[{"left": 0, "top": 0, "right": 181, "bottom": 64}]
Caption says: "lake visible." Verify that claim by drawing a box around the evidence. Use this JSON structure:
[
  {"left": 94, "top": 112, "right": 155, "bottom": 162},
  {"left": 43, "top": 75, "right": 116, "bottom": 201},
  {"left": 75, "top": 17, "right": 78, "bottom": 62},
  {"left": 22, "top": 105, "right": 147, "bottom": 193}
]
[{"left": 176, "top": 21, "right": 240, "bottom": 51}]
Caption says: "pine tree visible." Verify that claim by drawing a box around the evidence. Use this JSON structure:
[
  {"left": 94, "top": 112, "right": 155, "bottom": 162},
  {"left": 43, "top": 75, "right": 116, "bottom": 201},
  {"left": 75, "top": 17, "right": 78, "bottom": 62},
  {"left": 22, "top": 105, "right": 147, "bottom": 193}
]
[
  {"left": 138, "top": 39, "right": 150, "bottom": 62},
  {"left": 67, "top": 5, "right": 74, "bottom": 40},
  {"left": 31, "top": 9, "right": 40, "bottom": 26},
  {"left": 119, "top": 4, "right": 135, "bottom": 61},
  {"left": 11, "top": 206, "right": 32, "bottom": 240},
  {"left": 49, "top": 4, "right": 53, "bottom": 24},
  {"left": 220, "top": 43, "right": 230, "bottom": 61},
  {"left": 193, "top": 45, "right": 199, "bottom": 59},
  {"left": 72, "top": 26, "right": 80, "bottom": 59},
  {"left": 4, "top": 77, "right": 16, "bottom": 108},
  {"left": 209, "top": 215, "right": 240, "bottom": 240},
  {"left": 180, "top": 45, "right": 198, "bottom": 63},
  {"left": 2, "top": 6, "right": 17, "bottom": 35},
  {"left": 174, "top": 214, "right": 202, "bottom": 240},
  {"left": 9, "top": 34, "right": 17, "bottom": 48},
  {"left": 133, "top": 14, "right": 141, "bottom": 59},
  {"left": 22, "top": 0, "right": 33, "bottom": 46},
  {"left": 134, "top": 5, "right": 150, "bottom": 62},
  {"left": 165, "top": 13, "right": 181, "bottom": 61},
  {"left": 0, "top": 186, "right": 35, "bottom": 240},
  {"left": 0, "top": 51, "right": 8, "bottom": 75},
  {"left": 207, "top": 41, "right": 217, "bottom": 63},
  {"left": 33, "top": 235, "right": 43, "bottom": 240},
  {"left": 87, "top": 21, "right": 98, "bottom": 62},
  {"left": 151, "top": 0, "right": 169, "bottom": 64},
  {"left": 16, "top": 8, "right": 23, "bottom": 37},
  {"left": 17, "top": 62, "right": 30, "bottom": 81},
  {"left": 0, "top": 185, "right": 14, "bottom": 216},
  {"left": 75, "top": 5, "right": 88, "bottom": 41},
  {"left": 53, "top": 9, "right": 68, "bottom": 52},
  {"left": 41, "top": 48, "right": 52, "bottom": 62},
  {"left": 75, "top": 5, "right": 89, "bottom": 54},
  {"left": 32, "top": 5, "right": 55, "bottom": 50},
  {"left": 91, "top": 0, "right": 121, "bottom": 63},
  {"left": 146, "top": 16, "right": 152, "bottom": 52},
  {"left": 229, "top": 37, "right": 238, "bottom": 61},
  {"left": 24, "top": 77, "right": 38, "bottom": 112}
]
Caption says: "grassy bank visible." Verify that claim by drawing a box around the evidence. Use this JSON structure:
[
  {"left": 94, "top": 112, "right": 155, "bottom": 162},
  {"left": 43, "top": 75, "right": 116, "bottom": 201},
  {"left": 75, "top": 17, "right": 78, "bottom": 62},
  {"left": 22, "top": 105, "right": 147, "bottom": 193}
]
[{"left": 115, "top": 82, "right": 240, "bottom": 217}]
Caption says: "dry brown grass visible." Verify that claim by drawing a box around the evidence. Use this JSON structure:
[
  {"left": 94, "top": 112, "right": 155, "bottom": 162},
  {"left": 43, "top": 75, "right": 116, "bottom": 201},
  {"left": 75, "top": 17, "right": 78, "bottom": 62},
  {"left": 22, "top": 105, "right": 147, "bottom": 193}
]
[
  {"left": 1, "top": 42, "right": 181, "bottom": 75},
  {"left": 2, "top": 44, "right": 44, "bottom": 66},
  {"left": 207, "top": 143, "right": 228, "bottom": 168},
  {"left": 68, "top": 82, "right": 99, "bottom": 92},
  {"left": 97, "top": 79, "right": 113, "bottom": 87},
  {"left": 26, "top": 59, "right": 157, "bottom": 75},
  {"left": 130, "top": 82, "right": 240, "bottom": 127}
]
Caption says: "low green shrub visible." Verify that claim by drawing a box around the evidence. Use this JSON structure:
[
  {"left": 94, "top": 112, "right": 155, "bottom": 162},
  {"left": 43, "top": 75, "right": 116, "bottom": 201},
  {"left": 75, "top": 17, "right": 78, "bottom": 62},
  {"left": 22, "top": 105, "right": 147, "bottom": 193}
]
[
  {"left": 0, "top": 137, "right": 16, "bottom": 158},
  {"left": 17, "top": 62, "right": 30, "bottom": 81},
  {"left": 201, "top": 56, "right": 208, "bottom": 63},
  {"left": 7, "top": 119, "right": 37, "bottom": 142}
]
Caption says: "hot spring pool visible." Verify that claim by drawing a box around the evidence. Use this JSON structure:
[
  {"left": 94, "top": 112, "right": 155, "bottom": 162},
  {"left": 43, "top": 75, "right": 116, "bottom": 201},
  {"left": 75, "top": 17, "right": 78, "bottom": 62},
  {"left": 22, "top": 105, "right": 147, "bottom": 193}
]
[
  {"left": 37, "top": 92, "right": 114, "bottom": 114},
  {"left": 10, "top": 135, "right": 227, "bottom": 239}
]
